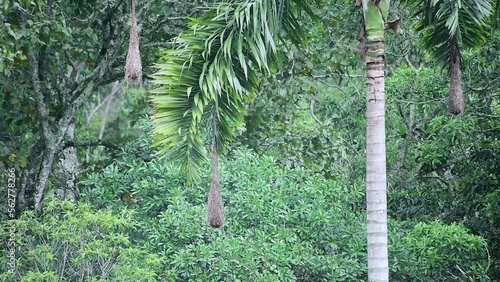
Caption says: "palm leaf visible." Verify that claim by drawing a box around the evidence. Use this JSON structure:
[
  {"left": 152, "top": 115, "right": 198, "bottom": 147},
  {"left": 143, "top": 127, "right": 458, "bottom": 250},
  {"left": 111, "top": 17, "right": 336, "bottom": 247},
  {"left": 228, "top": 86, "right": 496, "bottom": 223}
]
[
  {"left": 403, "top": 0, "right": 492, "bottom": 114},
  {"left": 150, "top": 0, "right": 317, "bottom": 182},
  {"left": 404, "top": 0, "right": 493, "bottom": 67}
]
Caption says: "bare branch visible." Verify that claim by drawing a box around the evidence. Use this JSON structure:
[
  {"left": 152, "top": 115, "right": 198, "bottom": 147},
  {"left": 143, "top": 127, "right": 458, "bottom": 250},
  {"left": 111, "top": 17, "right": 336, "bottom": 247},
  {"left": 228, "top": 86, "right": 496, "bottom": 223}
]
[
  {"left": 141, "top": 42, "right": 173, "bottom": 49},
  {"left": 59, "top": 26, "right": 128, "bottom": 140},
  {"left": 99, "top": 81, "right": 122, "bottom": 139},
  {"left": 64, "top": 50, "right": 78, "bottom": 73},
  {"left": 470, "top": 113, "right": 500, "bottom": 119},
  {"left": 397, "top": 103, "right": 408, "bottom": 128},
  {"left": 312, "top": 73, "right": 365, "bottom": 79},
  {"left": 86, "top": 82, "right": 121, "bottom": 123},
  {"left": 60, "top": 140, "right": 122, "bottom": 153},
  {"left": 466, "top": 76, "right": 500, "bottom": 92},
  {"left": 309, "top": 99, "right": 323, "bottom": 125},
  {"left": 405, "top": 54, "right": 417, "bottom": 71}
]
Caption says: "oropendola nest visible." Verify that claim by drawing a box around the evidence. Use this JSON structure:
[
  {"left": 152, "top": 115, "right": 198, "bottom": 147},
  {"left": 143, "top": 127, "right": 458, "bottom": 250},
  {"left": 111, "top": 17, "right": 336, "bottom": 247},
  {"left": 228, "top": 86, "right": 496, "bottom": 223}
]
[
  {"left": 448, "top": 53, "right": 464, "bottom": 115},
  {"left": 207, "top": 178, "right": 224, "bottom": 228},
  {"left": 207, "top": 142, "right": 224, "bottom": 228},
  {"left": 125, "top": 0, "right": 142, "bottom": 85}
]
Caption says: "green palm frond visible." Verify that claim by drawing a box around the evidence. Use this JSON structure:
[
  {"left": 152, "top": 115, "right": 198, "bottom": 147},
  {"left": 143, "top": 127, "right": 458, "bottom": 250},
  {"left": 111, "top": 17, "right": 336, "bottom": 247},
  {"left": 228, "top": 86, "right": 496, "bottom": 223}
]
[
  {"left": 149, "top": 50, "right": 208, "bottom": 179},
  {"left": 404, "top": 0, "right": 493, "bottom": 67},
  {"left": 150, "top": 0, "right": 315, "bottom": 182}
]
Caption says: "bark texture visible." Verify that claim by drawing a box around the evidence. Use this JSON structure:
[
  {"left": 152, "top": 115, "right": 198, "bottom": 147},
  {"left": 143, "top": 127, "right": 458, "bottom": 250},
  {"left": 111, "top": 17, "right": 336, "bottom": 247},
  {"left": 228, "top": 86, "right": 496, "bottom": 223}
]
[
  {"left": 125, "top": 0, "right": 142, "bottom": 84},
  {"left": 365, "top": 36, "right": 389, "bottom": 282},
  {"left": 54, "top": 123, "right": 78, "bottom": 202},
  {"left": 28, "top": 51, "right": 58, "bottom": 211},
  {"left": 19, "top": 2, "right": 128, "bottom": 213}
]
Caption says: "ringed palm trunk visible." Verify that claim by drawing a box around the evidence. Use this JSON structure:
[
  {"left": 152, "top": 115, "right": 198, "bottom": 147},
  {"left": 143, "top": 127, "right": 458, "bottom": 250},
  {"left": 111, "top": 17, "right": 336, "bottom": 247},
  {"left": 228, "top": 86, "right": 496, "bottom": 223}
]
[{"left": 362, "top": 1, "right": 389, "bottom": 280}]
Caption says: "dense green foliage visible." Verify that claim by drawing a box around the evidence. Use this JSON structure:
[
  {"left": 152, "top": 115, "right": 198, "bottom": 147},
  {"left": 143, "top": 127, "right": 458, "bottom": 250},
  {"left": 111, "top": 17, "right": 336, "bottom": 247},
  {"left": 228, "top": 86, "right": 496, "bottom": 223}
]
[
  {"left": 0, "top": 0, "right": 498, "bottom": 280},
  {"left": 0, "top": 0, "right": 208, "bottom": 212},
  {"left": 397, "top": 221, "right": 489, "bottom": 280},
  {"left": 404, "top": 0, "right": 492, "bottom": 66},
  {"left": 2, "top": 141, "right": 489, "bottom": 281},
  {"left": 149, "top": 0, "right": 317, "bottom": 181},
  {"left": 0, "top": 197, "right": 167, "bottom": 281}
]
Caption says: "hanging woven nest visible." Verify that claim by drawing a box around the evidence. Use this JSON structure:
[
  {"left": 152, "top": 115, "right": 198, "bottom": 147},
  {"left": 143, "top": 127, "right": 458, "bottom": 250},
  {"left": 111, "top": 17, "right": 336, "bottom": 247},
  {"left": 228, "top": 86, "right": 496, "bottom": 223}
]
[
  {"left": 207, "top": 148, "right": 224, "bottom": 228},
  {"left": 207, "top": 169, "right": 224, "bottom": 228},
  {"left": 125, "top": 0, "right": 142, "bottom": 84},
  {"left": 207, "top": 115, "right": 224, "bottom": 228},
  {"left": 448, "top": 47, "right": 464, "bottom": 115}
]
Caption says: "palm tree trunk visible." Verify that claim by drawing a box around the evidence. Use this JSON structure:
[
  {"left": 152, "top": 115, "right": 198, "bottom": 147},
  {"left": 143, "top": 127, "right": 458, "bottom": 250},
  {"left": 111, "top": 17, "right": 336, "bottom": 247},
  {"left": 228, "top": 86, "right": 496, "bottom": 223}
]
[{"left": 363, "top": 1, "right": 389, "bottom": 280}]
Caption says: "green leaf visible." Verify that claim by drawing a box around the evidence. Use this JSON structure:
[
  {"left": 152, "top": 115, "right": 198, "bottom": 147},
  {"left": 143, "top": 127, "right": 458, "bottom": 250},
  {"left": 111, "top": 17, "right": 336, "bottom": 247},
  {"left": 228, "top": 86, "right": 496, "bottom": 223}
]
[{"left": 150, "top": 0, "right": 315, "bottom": 182}]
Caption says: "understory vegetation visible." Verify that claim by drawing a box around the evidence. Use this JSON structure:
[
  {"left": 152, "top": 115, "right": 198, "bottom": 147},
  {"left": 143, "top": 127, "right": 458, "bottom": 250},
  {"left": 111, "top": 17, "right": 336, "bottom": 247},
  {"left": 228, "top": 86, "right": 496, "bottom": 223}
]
[
  {"left": 1, "top": 145, "right": 491, "bottom": 281},
  {"left": 0, "top": 0, "right": 498, "bottom": 281}
]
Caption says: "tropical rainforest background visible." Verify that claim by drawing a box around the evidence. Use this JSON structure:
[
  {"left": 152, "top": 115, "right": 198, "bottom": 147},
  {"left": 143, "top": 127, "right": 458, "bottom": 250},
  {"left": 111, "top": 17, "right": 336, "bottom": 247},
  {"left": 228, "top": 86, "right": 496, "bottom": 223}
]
[{"left": 0, "top": 0, "right": 499, "bottom": 281}]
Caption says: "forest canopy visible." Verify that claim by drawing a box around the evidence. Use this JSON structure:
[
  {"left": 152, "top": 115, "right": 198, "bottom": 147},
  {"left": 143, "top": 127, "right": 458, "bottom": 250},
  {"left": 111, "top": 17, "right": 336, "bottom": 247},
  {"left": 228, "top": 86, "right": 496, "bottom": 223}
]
[{"left": 0, "top": 0, "right": 498, "bottom": 281}]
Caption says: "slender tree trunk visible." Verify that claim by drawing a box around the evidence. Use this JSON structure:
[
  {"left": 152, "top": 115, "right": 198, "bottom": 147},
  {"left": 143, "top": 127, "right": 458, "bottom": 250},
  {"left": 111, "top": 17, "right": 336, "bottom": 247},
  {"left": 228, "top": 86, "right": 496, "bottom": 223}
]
[
  {"left": 55, "top": 122, "right": 78, "bottom": 201},
  {"left": 34, "top": 147, "right": 57, "bottom": 211},
  {"left": 19, "top": 2, "right": 127, "bottom": 213},
  {"left": 28, "top": 50, "right": 58, "bottom": 212},
  {"left": 99, "top": 82, "right": 121, "bottom": 140},
  {"left": 362, "top": 1, "right": 389, "bottom": 280},
  {"left": 17, "top": 139, "right": 44, "bottom": 212}
]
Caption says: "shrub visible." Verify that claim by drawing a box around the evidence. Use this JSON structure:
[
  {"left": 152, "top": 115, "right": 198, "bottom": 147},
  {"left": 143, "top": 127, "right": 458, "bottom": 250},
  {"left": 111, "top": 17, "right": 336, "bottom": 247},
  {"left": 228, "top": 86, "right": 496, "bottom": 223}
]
[
  {"left": 0, "top": 196, "right": 170, "bottom": 282},
  {"left": 82, "top": 147, "right": 368, "bottom": 281},
  {"left": 391, "top": 220, "right": 490, "bottom": 281},
  {"left": 80, "top": 145, "right": 491, "bottom": 281}
]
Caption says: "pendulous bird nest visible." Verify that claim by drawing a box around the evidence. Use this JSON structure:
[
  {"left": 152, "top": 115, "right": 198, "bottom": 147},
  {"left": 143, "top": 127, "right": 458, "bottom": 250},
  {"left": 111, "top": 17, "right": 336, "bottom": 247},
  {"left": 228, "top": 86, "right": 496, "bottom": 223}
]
[{"left": 125, "top": 0, "right": 142, "bottom": 85}]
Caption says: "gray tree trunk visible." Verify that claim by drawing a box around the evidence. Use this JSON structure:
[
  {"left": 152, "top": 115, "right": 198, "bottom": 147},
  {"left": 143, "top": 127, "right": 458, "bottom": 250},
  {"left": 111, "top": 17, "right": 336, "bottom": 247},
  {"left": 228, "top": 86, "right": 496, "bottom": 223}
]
[{"left": 54, "top": 123, "right": 79, "bottom": 201}]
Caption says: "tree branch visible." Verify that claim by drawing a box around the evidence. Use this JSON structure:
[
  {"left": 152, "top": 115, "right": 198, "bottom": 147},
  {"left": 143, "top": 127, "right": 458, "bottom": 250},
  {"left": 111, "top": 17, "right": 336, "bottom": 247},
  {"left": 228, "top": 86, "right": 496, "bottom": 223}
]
[
  {"left": 59, "top": 26, "right": 128, "bottom": 143},
  {"left": 309, "top": 99, "right": 323, "bottom": 125},
  {"left": 27, "top": 51, "right": 52, "bottom": 142},
  {"left": 312, "top": 73, "right": 365, "bottom": 79},
  {"left": 470, "top": 113, "right": 500, "bottom": 119},
  {"left": 141, "top": 42, "right": 173, "bottom": 50},
  {"left": 86, "top": 83, "right": 120, "bottom": 123},
  {"left": 60, "top": 140, "right": 122, "bottom": 153},
  {"left": 466, "top": 76, "right": 500, "bottom": 92}
]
